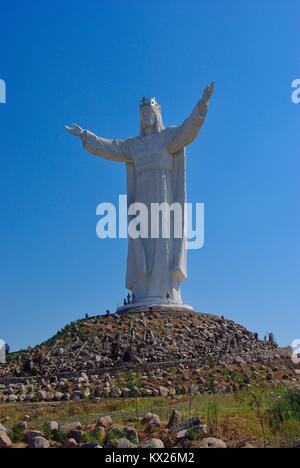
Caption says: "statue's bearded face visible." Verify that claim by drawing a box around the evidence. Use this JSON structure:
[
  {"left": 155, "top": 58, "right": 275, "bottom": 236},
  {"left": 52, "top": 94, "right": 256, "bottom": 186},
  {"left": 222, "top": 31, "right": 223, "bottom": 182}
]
[{"left": 141, "top": 105, "right": 156, "bottom": 129}]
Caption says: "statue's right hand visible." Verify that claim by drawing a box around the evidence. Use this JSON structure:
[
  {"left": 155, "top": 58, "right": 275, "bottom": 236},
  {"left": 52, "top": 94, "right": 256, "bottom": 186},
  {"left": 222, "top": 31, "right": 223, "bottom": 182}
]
[{"left": 64, "top": 123, "right": 84, "bottom": 137}]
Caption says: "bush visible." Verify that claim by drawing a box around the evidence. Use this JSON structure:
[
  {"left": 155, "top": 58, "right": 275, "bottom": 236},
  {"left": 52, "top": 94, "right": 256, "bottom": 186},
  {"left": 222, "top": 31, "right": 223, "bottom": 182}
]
[
  {"left": 268, "top": 387, "right": 300, "bottom": 429},
  {"left": 42, "top": 423, "right": 69, "bottom": 444},
  {"left": 12, "top": 425, "right": 25, "bottom": 443},
  {"left": 186, "top": 427, "right": 199, "bottom": 441},
  {"left": 106, "top": 427, "right": 125, "bottom": 445}
]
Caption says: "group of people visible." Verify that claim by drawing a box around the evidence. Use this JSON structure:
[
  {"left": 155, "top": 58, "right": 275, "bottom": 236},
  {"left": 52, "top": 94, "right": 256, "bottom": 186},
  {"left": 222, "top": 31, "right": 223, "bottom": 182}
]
[
  {"left": 122, "top": 291, "right": 172, "bottom": 307},
  {"left": 123, "top": 293, "right": 136, "bottom": 306},
  {"left": 264, "top": 332, "right": 278, "bottom": 347}
]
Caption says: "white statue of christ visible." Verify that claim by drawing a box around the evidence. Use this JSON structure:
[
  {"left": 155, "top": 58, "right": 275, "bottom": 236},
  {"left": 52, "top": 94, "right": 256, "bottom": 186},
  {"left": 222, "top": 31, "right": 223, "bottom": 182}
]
[{"left": 65, "top": 82, "right": 214, "bottom": 309}]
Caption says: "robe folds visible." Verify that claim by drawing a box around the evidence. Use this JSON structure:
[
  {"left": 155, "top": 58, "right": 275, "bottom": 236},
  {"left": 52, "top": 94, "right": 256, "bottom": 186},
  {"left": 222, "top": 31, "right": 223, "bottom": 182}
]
[{"left": 82, "top": 103, "right": 205, "bottom": 305}]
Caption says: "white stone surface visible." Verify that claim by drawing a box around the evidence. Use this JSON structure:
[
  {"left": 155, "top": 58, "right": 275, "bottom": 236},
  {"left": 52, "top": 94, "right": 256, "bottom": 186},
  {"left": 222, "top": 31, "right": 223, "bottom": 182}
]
[
  {"left": 116, "top": 302, "right": 194, "bottom": 314},
  {"left": 65, "top": 83, "right": 214, "bottom": 308}
]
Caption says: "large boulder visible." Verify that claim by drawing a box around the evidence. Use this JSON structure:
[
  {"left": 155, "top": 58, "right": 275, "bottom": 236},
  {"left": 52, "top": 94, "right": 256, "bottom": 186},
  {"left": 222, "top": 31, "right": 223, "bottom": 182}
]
[
  {"left": 0, "top": 424, "right": 8, "bottom": 433},
  {"left": 63, "top": 438, "right": 78, "bottom": 449},
  {"left": 124, "top": 426, "right": 139, "bottom": 444},
  {"left": 27, "top": 430, "right": 44, "bottom": 443},
  {"left": 116, "top": 438, "right": 137, "bottom": 449},
  {"left": 68, "top": 430, "right": 85, "bottom": 443},
  {"left": 13, "top": 421, "right": 28, "bottom": 432},
  {"left": 37, "top": 390, "right": 47, "bottom": 401},
  {"left": 78, "top": 444, "right": 102, "bottom": 448},
  {"left": 167, "top": 410, "right": 182, "bottom": 429},
  {"left": 293, "top": 439, "right": 300, "bottom": 449},
  {"left": 140, "top": 438, "right": 164, "bottom": 449},
  {"left": 159, "top": 386, "right": 169, "bottom": 397},
  {"left": 28, "top": 436, "right": 50, "bottom": 449},
  {"left": 0, "top": 431, "right": 12, "bottom": 449},
  {"left": 61, "top": 422, "right": 83, "bottom": 433},
  {"left": 46, "top": 421, "right": 59, "bottom": 432},
  {"left": 97, "top": 416, "right": 112, "bottom": 429},
  {"left": 141, "top": 413, "right": 160, "bottom": 425},
  {"left": 197, "top": 437, "right": 227, "bottom": 449}
]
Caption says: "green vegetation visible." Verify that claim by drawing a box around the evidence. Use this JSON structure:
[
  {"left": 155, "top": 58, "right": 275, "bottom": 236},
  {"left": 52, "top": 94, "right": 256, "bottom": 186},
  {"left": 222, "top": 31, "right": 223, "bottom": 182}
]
[
  {"left": 42, "top": 424, "right": 69, "bottom": 444},
  {"left": 11, "top": 424, "right": 26, "bottom": 443},
  {"left": 186, "top": 427, "right": 199, "bottom": 441},
  {"left": 106, "top": 427, "right": 126, "bottom": 446},
  {"left": 1, "top": 384, "right": 299, "bottom": 447}
]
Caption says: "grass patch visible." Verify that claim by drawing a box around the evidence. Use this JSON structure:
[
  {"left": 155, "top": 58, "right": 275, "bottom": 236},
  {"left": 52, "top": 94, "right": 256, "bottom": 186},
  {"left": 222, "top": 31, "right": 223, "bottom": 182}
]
[{"left": 1, "top": 384, "right": 300, "bottom": 447}]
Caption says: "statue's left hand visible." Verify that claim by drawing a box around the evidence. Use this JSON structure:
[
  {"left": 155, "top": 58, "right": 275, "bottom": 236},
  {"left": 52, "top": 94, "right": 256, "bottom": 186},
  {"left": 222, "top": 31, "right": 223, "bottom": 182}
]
[
  {"left": 201, "top": 81, "right": 215, "bottom": 104},
  {"left": 198, "top": 81, "right": 215, "bottom": 117}
]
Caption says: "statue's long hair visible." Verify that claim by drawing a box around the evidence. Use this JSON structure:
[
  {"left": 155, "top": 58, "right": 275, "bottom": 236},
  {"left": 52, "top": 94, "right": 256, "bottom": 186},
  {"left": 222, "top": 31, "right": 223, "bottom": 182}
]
[{"left": 139, "top": 106, "right": 165, "bottom": 136}]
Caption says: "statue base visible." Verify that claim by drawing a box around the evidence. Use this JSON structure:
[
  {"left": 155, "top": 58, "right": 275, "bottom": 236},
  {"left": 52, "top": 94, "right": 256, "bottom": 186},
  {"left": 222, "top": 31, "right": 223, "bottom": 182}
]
[{"left": 116, "top": 302, "right": 194, "bottom": 314}]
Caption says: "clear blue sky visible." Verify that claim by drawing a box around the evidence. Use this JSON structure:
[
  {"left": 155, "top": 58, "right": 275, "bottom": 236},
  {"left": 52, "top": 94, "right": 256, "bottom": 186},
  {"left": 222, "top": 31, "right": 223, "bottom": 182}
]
[{"left": 0, "top": 0, "right": 299, "bottom": 350}]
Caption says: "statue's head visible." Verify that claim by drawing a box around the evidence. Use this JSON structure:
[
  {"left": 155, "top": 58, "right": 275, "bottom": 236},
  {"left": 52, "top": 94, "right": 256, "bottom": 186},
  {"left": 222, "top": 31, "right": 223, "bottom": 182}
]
[{"left": 140, "top": 97, "right": 164, "bottom": 136}]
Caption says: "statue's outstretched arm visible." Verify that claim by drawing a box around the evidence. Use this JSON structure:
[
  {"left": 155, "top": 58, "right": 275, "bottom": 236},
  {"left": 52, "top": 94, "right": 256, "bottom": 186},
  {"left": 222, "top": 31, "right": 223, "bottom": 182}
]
[
  {"left": 65, "top": 124, "right": 130, "bottom": 163},
  {"left": 167, "top": 82, "right": 215, "bottom": 154}
]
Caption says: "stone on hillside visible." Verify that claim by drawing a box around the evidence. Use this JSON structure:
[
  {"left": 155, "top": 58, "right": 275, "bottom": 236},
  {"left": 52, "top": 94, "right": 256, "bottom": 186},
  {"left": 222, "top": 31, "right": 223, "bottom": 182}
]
[
  {"left": 141, "top": 412, "right": 160, "bottom": 425},
  {"left": 140, "top": 438, "right": 164, "bottom": 449},
  {"left": 68, "top": 430, "right": 85, "bottom": 443},
  {"left": 141, "top": 388, "right": 153, "bottom": 397},
  {"left": 61, "top": 422, "right": 83, "bottom": 433},
  {"left": 124, "top": 426, "right": 139, "bottom": 444},
  {"left": 0, "top": 423, "right": 8, "bottom": 433},
  {"left": 78, "top": 443, "right": 102, "bottom": 448},
  {"left": 159, "top": 386, "right": 169, "bottom": 397},
  {"left": 83, "top": 388, "right": 91, "bottom": 399},
  {"left": 110, "top": 388, "right": 121, "bottom": 398},
  {"left": 176, "top": 430, "right": 188, "bottom": 441},
  {"left": 8, "top": 395, "right": 18, "bottom": 402},
  {"left": 54, "top": 392, "right": 64, "bottom": 401},
  {"left": 197, "top": 437, "right": 227, "bottom": 449},
  {"left": 293, "top": 439, "right": 300, "bottom": 448},
  {"left": 0, "top": 431, "right": 12, "bottom": 449},
  {"left": 63, "top": 438, "right": 78, "bottom": 448},
  {"left": 97, "top": 416, "right": 113, "bottom": 429},
  {"left": 168, "top": 416, "right": 202, "bottom": 434},
  {"left": 117, "top": 438, "right": 137, "bottom": 449},
  {"left": 46, "top": 421, "right": 59, "bottom": 432},
  {"left": 27, "top": 430, "right": 44, "bottom": 443},
  {"left": 121, "top": 388, "right": 131, "bottom": 398},
  {"left": 177, "top": 424, "right": 209, "bottom": 441},
  {"left": 28, "top": 436, "right": 50, "bottom": 449},
  {"left": 38, "top": 390, "right": 47, "bottom": 401},
  {"left": 71, "top": 391, "right": 82, "bottom": 401},
  {"left": 80, "top": 372, "right": 89, "bottom": 382},
  {"left": 13, "top": 420, "right": 28, "bottom": 432},
  {"left": 93, "top": 386, "right": 102, "bottom": 398},
  {"left": 167, "top": 409, "right": 182, "bottom": 429}
]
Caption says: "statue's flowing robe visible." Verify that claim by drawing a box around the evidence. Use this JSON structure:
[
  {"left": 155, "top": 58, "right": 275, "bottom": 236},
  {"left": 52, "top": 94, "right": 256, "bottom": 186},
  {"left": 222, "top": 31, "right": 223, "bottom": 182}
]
[{"left": 82, "top": 103, "right": 205, "bottom": 305}]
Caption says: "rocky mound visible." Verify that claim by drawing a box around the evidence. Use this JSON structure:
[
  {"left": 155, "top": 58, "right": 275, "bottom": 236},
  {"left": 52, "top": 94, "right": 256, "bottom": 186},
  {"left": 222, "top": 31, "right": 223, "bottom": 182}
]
[
  {"left": 1, "top": 309, "right": 282, "bottom": 375},
  {"left": 0, "top": 309, "right": 297, "bottom": 403}
]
